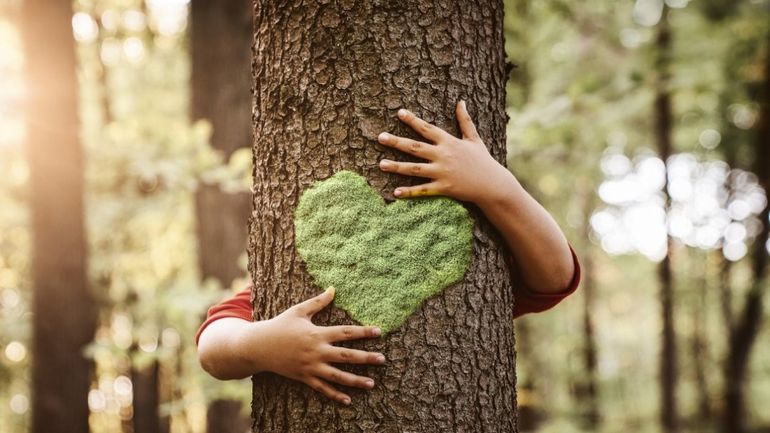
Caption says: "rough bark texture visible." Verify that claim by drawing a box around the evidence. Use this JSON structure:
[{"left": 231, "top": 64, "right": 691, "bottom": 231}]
[
  {"left": 191, "top": 1, "right": 254, "bottom": 432},
  {"left": 249, "top": 1, "right": 517, "bottom": 432},
  {"left": 22, "top": 1, "right": 97, "bottom": 432},
  {"left": 654, "top": 7, "right": 678, "bottom": 433}
]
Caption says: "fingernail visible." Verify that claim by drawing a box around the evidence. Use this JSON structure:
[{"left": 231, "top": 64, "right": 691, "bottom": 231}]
[
  {"left": 378, "top": 132, "right": 390, "bottom": 142},
  {"left": 379, "top": 160, "right": 393, "bottom": 170},
  {"left": 365, "top": 379, "right": 375, "bottom": 388},
  {"left": 376, "top": 354, "right": 386, "bottom": 363},
  {"left": 325, "top": 287, "right": 335, "bottom": 297},
  {"left": 394, "top": 189, "right": 403, "bottom": 197},
  {"left": 398, "top": 109, "right": 407, "bottom": 117},
  {"left": 461, "top": 100, "right": 466, "bottom": 108},
  {"left": 372, "top": 327, "right": 382, "bottom": 337}
]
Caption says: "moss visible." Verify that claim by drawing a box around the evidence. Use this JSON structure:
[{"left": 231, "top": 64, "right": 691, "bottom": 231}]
[{"left": 294, "top": 170, "right": 474, "bottom": 335}]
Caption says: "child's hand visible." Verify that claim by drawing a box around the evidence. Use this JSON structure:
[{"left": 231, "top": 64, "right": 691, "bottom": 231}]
[
  {"left": 242, "top": 287, "right": 385, "bottom": 405},
  {"left": 376, "top": 100, "right": 516, "bottom": 206}
]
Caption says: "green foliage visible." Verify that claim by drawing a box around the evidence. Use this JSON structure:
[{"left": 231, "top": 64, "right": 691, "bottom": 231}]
[{"left": 294, "top": 171, "right": 474, "bottom": 335}]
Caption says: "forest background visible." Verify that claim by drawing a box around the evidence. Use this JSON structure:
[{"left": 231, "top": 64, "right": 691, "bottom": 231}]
[{"left": 1, "top": 0, "right": 769, "bottom": 432}]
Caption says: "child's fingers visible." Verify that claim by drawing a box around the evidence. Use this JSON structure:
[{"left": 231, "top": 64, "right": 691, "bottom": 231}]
[
  {"left": 324, "top": 325, "right": 381, "bottom": 342},
  {"left": 305, "top": 377, "right": 351, "bottom": 405},
  {"left": 394, "top": 182, "right": 443, "bottom": 198},
  {"left": 324, "top": 346, "right": 386, "bottom": 365},
  {"left": 294, "top": 287, "right": 335, "bottom": 317},
  {"left": 456, "top": 100, "right": 481, "bottom": 143},
  {"left": 397, "top": 108, "right": 452, "bottom": 143},
  {"left": 316, "top": 365, "right": 375, "bottom": 390},
  {"left": 379, "top": 159, "right": 438, "bottom": 179},
  {"left": 377, "top": 132, "right": 436, "bottom": 160}
]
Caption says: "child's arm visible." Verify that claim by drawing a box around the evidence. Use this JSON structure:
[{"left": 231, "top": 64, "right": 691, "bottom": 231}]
[
  {"left": 197, "top": 287, "right": 385, "bottom": 405},
  {"left": 376, "top": 101, "right": 576, "bottom": 295}
]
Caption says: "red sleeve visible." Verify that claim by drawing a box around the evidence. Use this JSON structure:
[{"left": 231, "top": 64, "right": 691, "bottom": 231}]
[
  {"left": 194, "top": 285, "right": 254, "bottom": 346},
  {"left": 511, "top": 243, "right": 581, "bottom": 319}
]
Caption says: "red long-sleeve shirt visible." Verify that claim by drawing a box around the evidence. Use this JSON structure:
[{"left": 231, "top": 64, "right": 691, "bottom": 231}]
[{"left": 195, "top": 245, "right": 581, "bottom": 345}]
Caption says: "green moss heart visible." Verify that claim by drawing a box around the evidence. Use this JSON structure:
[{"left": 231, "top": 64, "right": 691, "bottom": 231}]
[{"left": 294, "top": 170, "right": 474, "bottom": 335}]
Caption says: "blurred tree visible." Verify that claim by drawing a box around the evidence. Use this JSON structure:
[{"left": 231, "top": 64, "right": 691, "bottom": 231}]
[
  {"left": 724, "top": 21, "right": 770, "bottom": 433},
  {"left": 248, "top": 1, "right": 517, "bottom": 431},
  {"left": 652, "top": 6, "right": 679, "bottom": 433},
  {"left": 131, "top": 357, "right": 164, "bottom": 433},
  {"left": 190, "top": 0, "right": 253, "bottom": 432},
  {"left": 578, "top": 192, "right": 600, "bottom": 429},
  {"left": 21, "top": 0, "right": 97, "bottom": 432}
]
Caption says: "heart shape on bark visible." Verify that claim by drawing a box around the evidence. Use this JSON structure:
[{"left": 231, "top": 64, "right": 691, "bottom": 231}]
[{"left": 294, "top": 170, "right": 474, "bottom": 335}]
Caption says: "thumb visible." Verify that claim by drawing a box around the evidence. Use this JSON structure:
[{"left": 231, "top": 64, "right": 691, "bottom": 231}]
[
  {"left": 296, "top": 287, "right": 335, "bottom": 317},
  {"left": 456, "top": 100, "right": 481, "bottom": 143}
]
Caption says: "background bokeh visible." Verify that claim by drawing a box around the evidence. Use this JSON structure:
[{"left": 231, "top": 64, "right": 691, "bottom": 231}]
[{"left": 1, "top": 0, "right": 769, "bottom": 432}]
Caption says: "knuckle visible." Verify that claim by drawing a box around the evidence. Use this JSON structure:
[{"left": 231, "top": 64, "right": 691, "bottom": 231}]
[
  {"left": 342, "top": 326, "right": 354, "bottom": 337},
  {"left": 410, "top": 164, "right": 421, "bottom": 175},
  {"left": 339, "top": 349, "right": 352, "bottom": 360},
  {"left": 409, "top": 141, "right": 422, "bottom": 152}
]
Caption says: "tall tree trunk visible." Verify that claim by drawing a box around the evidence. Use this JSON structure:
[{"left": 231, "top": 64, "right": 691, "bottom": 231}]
[
  {"left": 690, "top": 253, "right": 711, "bottom": 423},
  {"left": 723, "top": 24, "right": 770, "bottom": 433},
  {"left": 131, "top": 355, "right": 166, "bottom": 433},
  {"left": 579, "top": 193, "right": 600, "bottom": 429},
  {"left": 249, "top": 1, "right": 516, "bottom": 431},
  {"left": 653, "top": 7, "right": 678, "bottom": 433},
  {"left": 22, "top": 1, "right": 97, "bottom": 432},
  {"left": 190, "top": 1, "right": 253, "bottom": 432}
]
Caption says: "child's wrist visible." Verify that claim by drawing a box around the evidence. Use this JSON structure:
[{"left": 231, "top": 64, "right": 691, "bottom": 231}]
[
  {"left": 233, "top": 320, "right": 271, "bottom": 375},
  {"left": 473, "top": 168, "right": 521, "bottom": 210}
]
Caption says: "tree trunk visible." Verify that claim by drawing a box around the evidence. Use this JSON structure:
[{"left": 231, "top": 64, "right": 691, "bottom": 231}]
[
  {"left": 22, "top": 1, "right": 97, "bottom": 432},
  {"left": 653, "top": 7, "right": 678, "bottom": 433},
  {"left": 131, "top": 358, "right": 166, "bottom": 433},
  {"left": 249, "top": 1, "right": 516, "bottom": 432},
  {"left": 723, "top": 23, "right": 770, "bottom": 432},
  {"left": 191, "top": 0, "right": 254, "bottom": 432},
  {"left": 690, "top": 253, "right": 711, "bottom": 423},
  {"left": 579, "top": 193, "right": 600, "bottom": 429}
]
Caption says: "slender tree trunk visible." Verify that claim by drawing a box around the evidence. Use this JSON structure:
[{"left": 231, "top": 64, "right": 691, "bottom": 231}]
[
  {"left": 249, "top": 1, "right": 517, "bottom": 431},
  {"left": 653, "top": 7, "right": 678, "bottom": 433},
  {"left": 723, "top": 25, "right": 770, "bottom": 433},
  {"left": 22, "top": 1, "right": 97, "bottom": 432},
  {"left": 690, "top": 253, "right": 711, "bottom": 422},
  {"left": 131, "top": 356, "right": 165, "bottom": 433},
  {"left": 580, "top": 193, "right": 600, "bottom": 429},
  {"left": 191, "top": 1, "right": 253, "bottom": 432}
]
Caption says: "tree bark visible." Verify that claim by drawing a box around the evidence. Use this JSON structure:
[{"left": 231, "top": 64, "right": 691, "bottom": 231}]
[
  {"left": 191, "top": 1, "right": 254, "bottom": 432},
  {"left": 723, "top": 22, "right": 770, "bottom": 432},
  {"left": 249, "top": 1, "right": 517, "bottom": 432},
  {"left": 22, "top": 1, "right": 97, "bottom": 432},
  {"left": 653, "top": 7, "right": 678, "bottom": 433}
]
